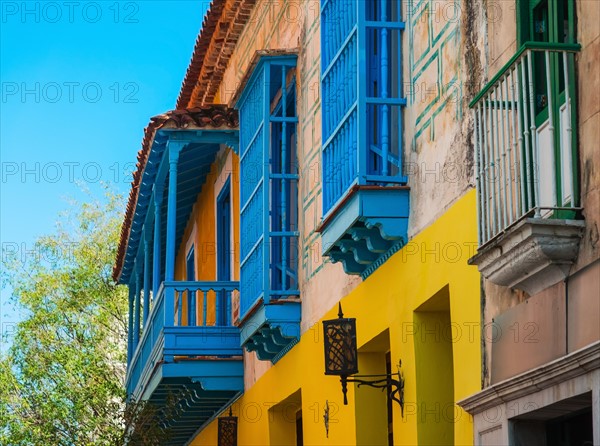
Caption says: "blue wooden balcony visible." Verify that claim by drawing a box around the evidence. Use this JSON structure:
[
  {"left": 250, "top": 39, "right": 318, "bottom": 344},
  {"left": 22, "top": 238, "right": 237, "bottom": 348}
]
[
  {"left": 113, "top": 107, "right": 242, "bottom": 444},
  {"left": 235, "top": 55, "right": 302, "bottom": 362},
  {"left": 126, "top": 281, "right": 243, "bottom": 445},
  {"left": 318, "top": 0, "right": 410, "bottom": 278}
]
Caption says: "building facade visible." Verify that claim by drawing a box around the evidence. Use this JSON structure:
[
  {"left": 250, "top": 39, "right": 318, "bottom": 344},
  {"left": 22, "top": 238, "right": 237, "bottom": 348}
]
[
  {"left": 113, "top": 0, "right": 598, "bottom": 445},
  {"left": 458, "top": 1, "right": 600, "bottom": 445}
]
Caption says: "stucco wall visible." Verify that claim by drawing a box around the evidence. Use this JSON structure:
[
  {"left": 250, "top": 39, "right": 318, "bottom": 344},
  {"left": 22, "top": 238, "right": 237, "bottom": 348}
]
[
  {"left": 403, "top": 0, "right": 484, "bottom": 238},
  {"left": 574, "top": 0, "right": 600, "bottom": 273}
]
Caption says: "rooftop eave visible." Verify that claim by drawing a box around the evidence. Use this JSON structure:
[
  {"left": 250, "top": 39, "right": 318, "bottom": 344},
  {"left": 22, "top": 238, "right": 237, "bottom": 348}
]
[{"left": 177, "top": 0, "right": 258, "bottom": 109}]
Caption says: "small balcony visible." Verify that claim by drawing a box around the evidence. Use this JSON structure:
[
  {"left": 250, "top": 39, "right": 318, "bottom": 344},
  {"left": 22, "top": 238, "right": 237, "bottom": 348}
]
[
  {"left": 318, "top": 0, "right": 410, "bottom": 278},
  {"left": 126, "top": 281, "right": 243, "bottom": 445},
  {"left": 235, "top": 54, "right": 302, "bottom": 362},
  {"left": 469, "top": 42, "right": 584, "bottom": 295}
]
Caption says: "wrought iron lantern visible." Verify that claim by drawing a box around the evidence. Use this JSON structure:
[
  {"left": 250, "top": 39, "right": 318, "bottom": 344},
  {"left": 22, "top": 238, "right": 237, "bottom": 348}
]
[
  {"left": 322, "top": 304, "right": 405, "bottom": 414},
  {"left": 217, "top": 407, "right": 237, "bottom": 446},
  {"left": 323, "top": 303, "right": 359, "bottom": 403}
]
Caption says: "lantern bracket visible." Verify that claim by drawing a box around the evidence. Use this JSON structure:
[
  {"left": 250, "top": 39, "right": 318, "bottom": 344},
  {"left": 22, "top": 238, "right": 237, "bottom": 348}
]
[
  {"left": 340, "top": 360, "right": 405, "bottom": 415},
  {"left": 322, "top": 304, "right": 406, "bottom": 416}
]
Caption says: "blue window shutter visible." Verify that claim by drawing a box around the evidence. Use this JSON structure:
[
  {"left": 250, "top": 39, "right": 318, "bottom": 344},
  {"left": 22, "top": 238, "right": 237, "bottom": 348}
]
[
  {"left": 217, "top": 180, "right": 231, "bottom": 326},
  {"left": 239, "top": 64, "right": 267, "bottom": 318},
  {"left": 238, "top": 57, "right": 300, "bottom": 320},
  {"left": 321, "top": 0, "right": 359, "bottom": 213},
  {"left": 321, "top": 0, "right": 407, "bottom": 216},
  {"left": 185, "top": 246, "right": 196, "bottom": 326}
]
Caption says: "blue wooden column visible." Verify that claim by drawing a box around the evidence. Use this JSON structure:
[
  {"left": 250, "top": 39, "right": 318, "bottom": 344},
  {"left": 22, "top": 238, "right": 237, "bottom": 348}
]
[
  {"left": 133, "top": 266, "right": 142, "bottom": 349},
  {"left": 164, "top": 140, "right": 185, "bottom": 330},
  {"left": 127, "top": 284, "right": 135, "bottom": 366},
  {"left": 143, "top": 237, "right": 151, "bottom": 326},
  {"left": 280, "top": 66, "right": 288, "bottom": 291},
  {"left": 152, "top": 188, "right": 163, "bottom": 296}
]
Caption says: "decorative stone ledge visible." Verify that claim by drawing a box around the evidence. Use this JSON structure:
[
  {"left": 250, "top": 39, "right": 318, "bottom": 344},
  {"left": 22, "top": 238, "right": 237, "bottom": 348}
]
[
  {"left": 458, "top": 341, "right": 600, "bottom": 414},
  {"left": 469, "top": 218, "right": 585, "bottom": 295}
]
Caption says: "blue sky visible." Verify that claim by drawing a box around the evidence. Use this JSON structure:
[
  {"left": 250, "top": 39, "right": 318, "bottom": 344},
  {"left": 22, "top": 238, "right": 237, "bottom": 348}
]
[{"left": 0, "top": 0, "right": 210, "bottom": 349}]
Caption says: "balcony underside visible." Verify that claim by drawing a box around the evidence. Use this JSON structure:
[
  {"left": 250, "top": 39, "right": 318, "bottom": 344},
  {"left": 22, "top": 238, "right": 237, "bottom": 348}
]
[
  {"left": 128, "top": 326, "right": 243, "bottom": 445},
  {"left": 470, "top": 218, "right": 585, "bottom": 295},
  {"left": 142, "top": 376, "right": 241, "bottom": 446},
  {"left": 240, "top": 301, "right": 301, "bottom": 363},
  {"left": 319, "top": 186, "right": 410, "bottom": 278}
]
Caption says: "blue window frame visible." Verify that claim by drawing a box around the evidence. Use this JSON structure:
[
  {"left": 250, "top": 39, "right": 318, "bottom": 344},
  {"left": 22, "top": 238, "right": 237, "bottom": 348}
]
[
  {"left": 216, "top": 179, "right": 231, "bottom": 326},
  {"left": 237, "top": 55, "right": 300, "bottom": 319},
  {"left": 321, "top": 0, "right": 406, "bottom": 215}
]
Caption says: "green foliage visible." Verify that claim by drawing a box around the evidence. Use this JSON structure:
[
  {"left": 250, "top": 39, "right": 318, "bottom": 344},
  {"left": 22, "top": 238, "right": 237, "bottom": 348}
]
[{"left": 0, "top": 189, "right": 129, "bottom": 445}]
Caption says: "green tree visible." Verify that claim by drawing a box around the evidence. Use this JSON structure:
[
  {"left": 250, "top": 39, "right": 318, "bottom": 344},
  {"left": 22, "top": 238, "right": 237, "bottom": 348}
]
[{"left": 0, "top": 189, "right": 128, "bottom": 445}]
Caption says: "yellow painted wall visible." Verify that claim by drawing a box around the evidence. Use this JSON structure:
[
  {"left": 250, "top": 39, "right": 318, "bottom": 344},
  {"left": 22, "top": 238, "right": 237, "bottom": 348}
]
[
  {"left": 354, "top": 350, "right": 388, "bottom": 445},
  {"left": 174, "top": 147, "right": 240, "bottom": 325},
  {"left": 414, "top": 296, "right": 455, "bottom": 445},
  {"left": 191, "top": 191, "right": 480, "bottom": 445}
]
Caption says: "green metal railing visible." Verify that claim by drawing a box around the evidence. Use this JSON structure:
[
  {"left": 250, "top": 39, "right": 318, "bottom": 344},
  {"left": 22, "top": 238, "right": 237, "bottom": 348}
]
[{"left": 471, "top": 42, "right": 580, "bottom": 245}]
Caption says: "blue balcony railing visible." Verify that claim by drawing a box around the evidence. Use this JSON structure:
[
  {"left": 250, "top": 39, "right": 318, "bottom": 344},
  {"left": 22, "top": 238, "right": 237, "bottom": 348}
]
[{"left": 126, "top": 280, "right": 242, "bottom": 399}]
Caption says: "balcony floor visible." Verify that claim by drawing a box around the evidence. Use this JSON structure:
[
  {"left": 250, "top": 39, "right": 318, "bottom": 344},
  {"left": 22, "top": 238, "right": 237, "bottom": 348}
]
[
  {"left": 240, "top": 300, "right": 301, "bottom": 363},
  {"left": 319, "top": 185, "right": 410, "bottom": 278},
  {"left": 128, "top": 324, "right": 243, "bottom": 445}
]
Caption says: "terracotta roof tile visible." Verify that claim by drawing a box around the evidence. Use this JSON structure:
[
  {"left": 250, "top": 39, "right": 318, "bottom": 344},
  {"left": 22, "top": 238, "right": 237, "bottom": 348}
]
[{"left": 116, "top": 0, "right": 257, "bottom": 281}]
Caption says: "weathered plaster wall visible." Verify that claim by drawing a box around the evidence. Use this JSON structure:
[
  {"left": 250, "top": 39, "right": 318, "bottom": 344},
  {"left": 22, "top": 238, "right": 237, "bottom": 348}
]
[
  {"left": 574, "top": 0, "right": 600, "bottom": 272},
  {"left": 403, "top": 0, "right": 484, "bottom": 238},
  {"left": 486, "top": 0, "right": 517, "bottom": 74}
]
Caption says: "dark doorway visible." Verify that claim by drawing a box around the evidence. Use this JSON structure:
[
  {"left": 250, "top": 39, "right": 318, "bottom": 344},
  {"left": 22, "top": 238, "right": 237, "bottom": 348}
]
[
  {"left": 511, "top": 392, "right": 593, "bottom": 446},
  {"left": 216, "top": 181, "right": 231, "bottom": 326}
]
